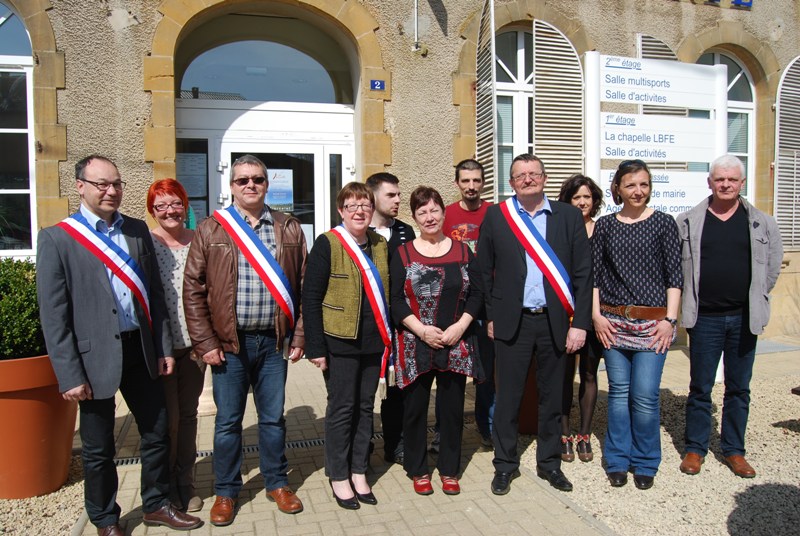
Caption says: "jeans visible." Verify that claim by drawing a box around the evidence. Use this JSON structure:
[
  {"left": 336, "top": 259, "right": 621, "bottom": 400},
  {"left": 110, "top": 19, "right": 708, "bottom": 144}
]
[
  {"left": 603, "top": 347, "right": 666, "bottom": 477},
  {"left": 212, "top": 330, "right": 288, "bottom": 497},
  {"left": 685, "top": 314, "right": 757, "bottom": 457}
]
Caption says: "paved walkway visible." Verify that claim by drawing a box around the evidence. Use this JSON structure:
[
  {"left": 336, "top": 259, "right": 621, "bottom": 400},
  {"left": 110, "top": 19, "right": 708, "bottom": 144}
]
[{"left": 74, "top": 335, "right": 800, "bottom": 535}]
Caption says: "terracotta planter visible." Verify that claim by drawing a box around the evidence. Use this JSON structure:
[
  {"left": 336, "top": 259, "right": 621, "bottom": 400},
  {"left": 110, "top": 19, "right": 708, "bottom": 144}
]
[{"left": 0, "top": 355, "right": 78, "bottom": 499}]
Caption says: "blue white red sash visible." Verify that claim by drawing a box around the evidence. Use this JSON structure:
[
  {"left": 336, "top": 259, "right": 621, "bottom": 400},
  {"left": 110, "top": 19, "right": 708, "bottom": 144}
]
[
  {"left": 57, "top": 212, "right": 151, "bottom": 326},
  {"left": 499, "top": 197, "right": 575, "bottom": 316},
  {"left": 329, "top": 226, "right": 392, "bottom": 383},
  {"left": 213, "top": 206, "right": 296, "bottom": 328}
]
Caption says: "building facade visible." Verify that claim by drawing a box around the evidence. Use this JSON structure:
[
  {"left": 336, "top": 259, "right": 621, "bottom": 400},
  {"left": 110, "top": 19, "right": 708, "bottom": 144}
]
[{"left": 1, "top": 0, "right": 798, "bottom": 335}]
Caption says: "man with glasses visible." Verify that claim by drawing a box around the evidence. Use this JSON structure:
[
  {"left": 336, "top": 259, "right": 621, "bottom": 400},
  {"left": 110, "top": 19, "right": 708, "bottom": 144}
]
[
  {"left": 475, "top": 154, "right": 592, "bottom": 494},
  {"left": 365, "top": 173, "right": 414, "bottom": 465},
  {"left": 184, "top": 154, "right": 307, "bottom": 525},
  {"left": 37, "top": 155, "right": 202, "bottom": 535}
]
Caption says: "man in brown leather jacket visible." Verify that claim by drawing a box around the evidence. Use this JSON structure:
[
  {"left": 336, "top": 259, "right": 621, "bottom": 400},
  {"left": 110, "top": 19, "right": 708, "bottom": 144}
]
[{"left": 183, "top": 155, "right": 307, "bottom": 526}]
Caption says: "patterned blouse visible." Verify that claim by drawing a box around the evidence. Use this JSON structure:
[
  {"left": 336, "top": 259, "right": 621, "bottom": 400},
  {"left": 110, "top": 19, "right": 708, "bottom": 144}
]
[
  {"left": 152, "top": 237, "right": 192, "bottom": 350},
  {"left": 389, "top": 240, "right": 484, "bottom": 388},
  {"left": 592, "top": 210, "right": 682, "bottom": 307}
]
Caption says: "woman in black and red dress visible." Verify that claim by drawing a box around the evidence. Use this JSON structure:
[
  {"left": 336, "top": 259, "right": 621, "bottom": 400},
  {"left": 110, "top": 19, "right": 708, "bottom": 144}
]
[{"left": 390, "top": 186, "right": 484, "bottom": 496}]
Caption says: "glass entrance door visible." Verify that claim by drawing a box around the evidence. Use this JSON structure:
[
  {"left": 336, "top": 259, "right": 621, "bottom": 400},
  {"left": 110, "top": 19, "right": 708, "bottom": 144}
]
[{"left": 215, "top": 140, "right": 354, "bottom": 243}]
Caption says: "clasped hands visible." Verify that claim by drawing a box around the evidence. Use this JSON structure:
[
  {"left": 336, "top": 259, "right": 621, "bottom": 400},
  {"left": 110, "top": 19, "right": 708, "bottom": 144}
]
[{"left": 419, "top": 324, "right": 465, "bottom": 349}]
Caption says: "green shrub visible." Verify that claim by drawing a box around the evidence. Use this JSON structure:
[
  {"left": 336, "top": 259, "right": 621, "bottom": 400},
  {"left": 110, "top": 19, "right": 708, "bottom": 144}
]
[{"left": 0, "top": 258, "right": 45, "bottom": 359}]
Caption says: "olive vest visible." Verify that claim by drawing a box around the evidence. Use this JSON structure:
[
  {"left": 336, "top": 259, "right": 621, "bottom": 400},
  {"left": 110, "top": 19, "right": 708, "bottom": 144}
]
[{"left": 321, "top": 229, "right": 389, "bottom": 339}]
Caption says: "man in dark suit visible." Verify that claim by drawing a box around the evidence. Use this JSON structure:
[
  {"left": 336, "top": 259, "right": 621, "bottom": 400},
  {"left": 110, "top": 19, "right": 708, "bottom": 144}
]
[
  {"left": 475, "top": 154, "right": 592, "bottom": 494},
  {"left": 37, "top": 155, "right": 201, "bottom": 536}
]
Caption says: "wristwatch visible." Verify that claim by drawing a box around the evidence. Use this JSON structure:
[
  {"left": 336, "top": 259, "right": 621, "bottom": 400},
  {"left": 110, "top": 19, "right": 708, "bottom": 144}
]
[{"left": 664, "top": 317, "right": 677, "bottom": 326}]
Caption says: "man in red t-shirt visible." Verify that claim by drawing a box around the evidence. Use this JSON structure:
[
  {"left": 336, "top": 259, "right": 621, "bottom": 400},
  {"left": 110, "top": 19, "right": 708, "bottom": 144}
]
[
  {"left": 441, "top": 159, "right": 494, "bottom": 448},
  {"left": 443, "top": 160, "right": 492, "bottom": 253}
]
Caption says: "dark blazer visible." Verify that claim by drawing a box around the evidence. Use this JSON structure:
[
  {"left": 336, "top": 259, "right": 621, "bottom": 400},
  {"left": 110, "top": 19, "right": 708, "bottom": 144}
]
[
  {"left": 36, "top": 213, "right": 173, "bottom": 400},
  {"left": 474, "top": 199, "right": 592, "bottom": 351}
]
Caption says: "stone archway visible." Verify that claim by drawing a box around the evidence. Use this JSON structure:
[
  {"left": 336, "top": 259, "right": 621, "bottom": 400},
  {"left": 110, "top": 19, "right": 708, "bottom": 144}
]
[
  {"left": 451, "top": 0, "right": 593, "bottom": 166},
  {"left": 6, "top": 0, "right": 67, "bottom": 227},
  {"left": 145, "top": 0, "right": 392, "bottom": 180},
  {"left": 676, "top": 22, "right": 781, "bottom": 212}
]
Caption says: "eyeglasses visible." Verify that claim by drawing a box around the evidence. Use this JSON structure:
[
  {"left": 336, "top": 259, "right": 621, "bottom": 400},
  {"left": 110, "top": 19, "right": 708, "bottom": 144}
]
[
  {"left": 152, "top": 201, "right": 185, "bottom": 212},
  {"left": 619, "top": 159, "right": 648, "bottom": 168},
  {"left": 343, "top": 203, "right": 374, "bottom": 213},
  {"left": 79, "top": 178, "right": 126, "bottom": 191},
  {"left": 511, "top": 171, "right": 545, "bottom": 182},
  {"left": 232, "top": 176, "right": 267, "bottom": 187}
]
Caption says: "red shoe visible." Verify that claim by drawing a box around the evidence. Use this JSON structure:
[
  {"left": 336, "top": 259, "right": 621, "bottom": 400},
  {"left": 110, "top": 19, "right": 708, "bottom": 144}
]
[
  {"left": 413, "top": 474, "right": 434, "bottom": 495},
  {"left": 440, "top": 475, "right": 460, "bottom": 495}
]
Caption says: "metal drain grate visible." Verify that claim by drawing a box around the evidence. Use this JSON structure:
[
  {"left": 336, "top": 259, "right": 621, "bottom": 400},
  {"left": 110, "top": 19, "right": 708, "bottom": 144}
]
[{"left": 113, "top": 425, "right": 443, "bottom": 467}]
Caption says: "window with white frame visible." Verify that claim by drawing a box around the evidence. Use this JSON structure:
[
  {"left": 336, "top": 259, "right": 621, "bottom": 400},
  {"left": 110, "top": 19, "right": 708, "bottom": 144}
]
[
  {"left": 696, "top": 52, "right": 756, "bottom": 192},
  {"left": 490, "top": 21, "right": 583, "bottom": 201},
  {"left": 0, "top": 4, "right": 35, "bottom": 255}
]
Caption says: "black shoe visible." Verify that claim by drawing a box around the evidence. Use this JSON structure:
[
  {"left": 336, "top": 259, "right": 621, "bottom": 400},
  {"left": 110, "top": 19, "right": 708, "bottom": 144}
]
[
  {"left": 607, "top": 472, "right": 628, "bottom": 487},
  {"left": 329, "top": 479, "right": 360, "bottom": 510},
  {"left": 491, "top": 470, "right": 519, "bottom": 495},
  {"left": 634, "top": 474, "right": 654, "bottom": 490},
  {"left": 384, "top": 451, "right": 404, "bottom": 465},
  {"left": 350, "top": 479, "right": 378, "bottom": 505},
  {"left": 536, "top": 466, "right": 573, "bottom": 492}
]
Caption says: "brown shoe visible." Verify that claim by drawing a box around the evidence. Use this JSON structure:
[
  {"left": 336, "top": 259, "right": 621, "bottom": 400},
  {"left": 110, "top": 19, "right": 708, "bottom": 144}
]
[
  {"left": 142, "top": 503, "right": 202, "bottom": 530},
  {"left": 680, "top": 452, "right": 704, "bottom": 475},
  {"left": 267, "top": 486, "right": 304, "bottom": 514},
  {"left": 560, "top": 435, "right": 575, "bottom": 462},
  {"left": 724, "top": 455, "right": 756, "bottom": 478},
  {"left": 210, "top": 496, "right": 236, "bottom": 527},
  {"left": 97, "top": 524, "right": 124, "bottom": 536},
  {"left": 575, "top": 434, "right": 594, "bottom": 462}
]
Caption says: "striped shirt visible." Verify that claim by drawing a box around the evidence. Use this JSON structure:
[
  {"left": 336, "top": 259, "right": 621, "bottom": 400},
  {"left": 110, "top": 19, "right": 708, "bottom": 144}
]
[{"left": 234, "top": 205, "right": 277, "bottom": 331}]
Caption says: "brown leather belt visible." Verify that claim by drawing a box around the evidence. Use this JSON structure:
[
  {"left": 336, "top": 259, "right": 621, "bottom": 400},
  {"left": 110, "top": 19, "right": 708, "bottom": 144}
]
[{"left": 600, "top": 304, "right": 667, "bottom": 321}]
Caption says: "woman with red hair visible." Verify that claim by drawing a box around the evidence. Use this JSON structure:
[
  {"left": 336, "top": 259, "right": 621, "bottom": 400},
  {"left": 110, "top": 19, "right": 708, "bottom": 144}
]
[{"left": 147, "top": 178, "right": 205, "bottom": 512}]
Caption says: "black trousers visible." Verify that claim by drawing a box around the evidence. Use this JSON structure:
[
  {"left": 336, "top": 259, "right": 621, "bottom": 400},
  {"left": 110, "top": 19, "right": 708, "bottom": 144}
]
[
  {"left": 79, "top": 337, "right": 170, "bottom": 528},
  {"left": 380, "top": 385, "right": 404, "bottom": 457},
  {"left": 402, "top": 370, "right": 466, "bottom": 478},
  {"left": 492, "top": 312, "right": 566, "bottom": 473},
  {"left": 322, "top": 353, "right": 381, "bottom": 480}
]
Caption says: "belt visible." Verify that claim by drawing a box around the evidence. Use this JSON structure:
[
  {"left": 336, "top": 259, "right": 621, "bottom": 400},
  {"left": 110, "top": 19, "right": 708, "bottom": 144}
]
[
  {"left": 523, "top": 307, "right": 547, "bottom": 315},
  {"left": 118, "top": 329, "right": 140, "bottom": 341},
  {"left": 600, "top": 304, "right": 667, "bottom": 321}
]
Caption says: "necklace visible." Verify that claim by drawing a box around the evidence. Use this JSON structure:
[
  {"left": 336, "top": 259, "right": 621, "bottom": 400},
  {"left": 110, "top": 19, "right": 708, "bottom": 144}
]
[{"left": 419, "top": 237, "right": 447, "bottom": 257}]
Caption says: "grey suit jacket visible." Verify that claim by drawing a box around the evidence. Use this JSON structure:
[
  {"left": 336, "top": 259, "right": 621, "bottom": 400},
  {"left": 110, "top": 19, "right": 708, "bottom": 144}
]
[
  {"left": 474, "top": 199, "right": 593, "bottom": 352},
  {"left": 36, "top": 212, "right": 173, "bottom": 399}
]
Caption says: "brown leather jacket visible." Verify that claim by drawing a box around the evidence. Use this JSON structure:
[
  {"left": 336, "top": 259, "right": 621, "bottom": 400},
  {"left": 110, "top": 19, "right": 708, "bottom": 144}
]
[{"left": 183, "top": 208, "right": 307, "bottom": 357}]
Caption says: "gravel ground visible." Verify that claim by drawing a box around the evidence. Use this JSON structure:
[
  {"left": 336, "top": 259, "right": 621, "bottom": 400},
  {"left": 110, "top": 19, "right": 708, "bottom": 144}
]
[
  {"left": 2, "top": 375, "right": 798, "bottom": 535},
  {"left": 520, "top": 374, "right": 800, "bottom": 536},
  {"left": 0, "top": 455, "right": 84, "bottom": 535}
]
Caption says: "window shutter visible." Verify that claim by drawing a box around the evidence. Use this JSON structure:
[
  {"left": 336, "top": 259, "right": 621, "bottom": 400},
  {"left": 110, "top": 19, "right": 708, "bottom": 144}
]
[
  {"left": 775, "top": 56, "right": 800, "bottom": 250},
  {"left": 531, "top": 20, "right": 583, "bottom": 199},
  {"left": 476, "top": 0, "right": 497, "bottom": 201}
]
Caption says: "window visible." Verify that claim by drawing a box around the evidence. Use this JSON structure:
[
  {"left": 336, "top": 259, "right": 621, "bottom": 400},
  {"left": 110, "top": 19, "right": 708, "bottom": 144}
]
[
  {"left": 180, "top": 40, "right": 336, "bottom": 104},
  {"left": 492, "top": 22, "right": 583, "bottom": 200},
  {"left": 0, "top": 4, "right": 34, "bottom": 255},
  {"left": 697, "top": 52, "right": 755, "bottom": 192}
]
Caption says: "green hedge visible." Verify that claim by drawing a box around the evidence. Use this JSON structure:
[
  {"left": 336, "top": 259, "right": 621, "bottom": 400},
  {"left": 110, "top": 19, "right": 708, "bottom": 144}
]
[{"left": 0, "top": 258, "right": 45, "bottom": 359}]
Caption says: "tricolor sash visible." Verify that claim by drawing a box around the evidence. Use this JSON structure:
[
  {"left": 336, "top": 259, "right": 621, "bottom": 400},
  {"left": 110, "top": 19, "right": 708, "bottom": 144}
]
[
  {"left": 329, "top": 226, "right": 393, "bottom": 387},
  {"left": 57, "top": 213, "right": 151, "bottom": 326},
  {"left": 499, "top": 197, "right": 575, "bottom": 316},
  {"left": 213, "top": 206, "right": 296, "bottom": 328}
]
